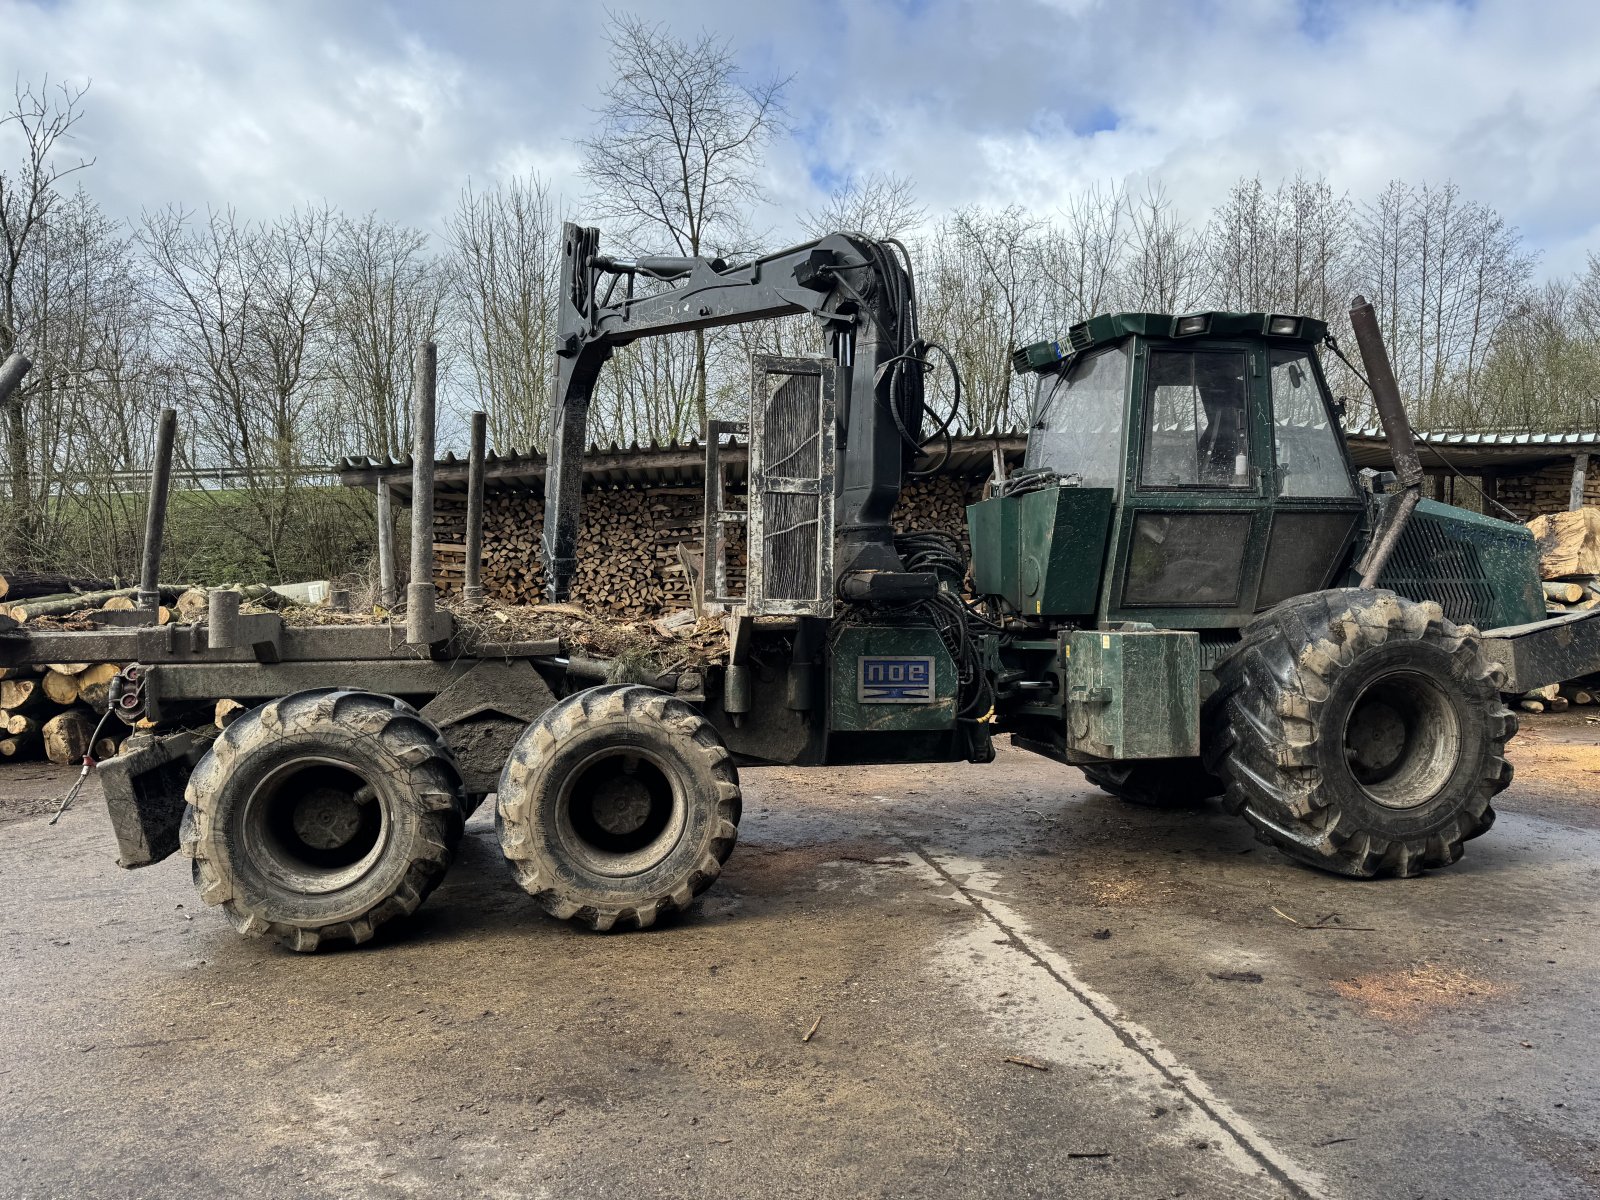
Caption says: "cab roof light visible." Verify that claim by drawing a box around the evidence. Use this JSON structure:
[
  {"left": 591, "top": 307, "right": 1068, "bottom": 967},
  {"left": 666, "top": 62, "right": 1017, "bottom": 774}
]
[
  {"left": 1173, "top": 314, "right": 1210, "bottom": 336},
  {"left": 1267, "top": 315, "right": 1300, "bottom": 336},
  {"left": 1011, "top": 340, "right": 1064, "bottom": 374}
]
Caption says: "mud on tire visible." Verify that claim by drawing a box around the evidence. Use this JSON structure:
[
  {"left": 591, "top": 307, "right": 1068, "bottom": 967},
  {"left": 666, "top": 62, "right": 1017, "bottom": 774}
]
[
  {"left": 1203, "top": 588, "right": 1514, "bottom": 878},
  {"left": 496, "top": 685, "right": 741, "bottom": 931},
  {"left": 1081, "top": 758, "right": 1223, "bottom": 808},
  {"left": 180, "top": 689, "right": 468, "bottom": 952}
]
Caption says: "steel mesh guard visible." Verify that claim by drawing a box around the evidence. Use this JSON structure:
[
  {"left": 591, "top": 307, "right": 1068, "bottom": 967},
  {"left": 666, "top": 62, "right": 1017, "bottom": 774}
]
[{"left": 747, "top": 355, "right": 836, "bottom": 617}]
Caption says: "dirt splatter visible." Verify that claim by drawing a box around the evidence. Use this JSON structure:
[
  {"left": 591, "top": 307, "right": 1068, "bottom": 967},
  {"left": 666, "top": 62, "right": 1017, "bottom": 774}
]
[{"left": 1331, "top": 962, "right": 1509, "bottom": 1023}]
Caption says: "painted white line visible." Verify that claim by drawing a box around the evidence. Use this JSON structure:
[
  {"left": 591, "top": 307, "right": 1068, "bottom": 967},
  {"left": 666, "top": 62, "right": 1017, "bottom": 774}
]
[{"left": 904, "top": 847, "right": 1330, "bottom": 1200}]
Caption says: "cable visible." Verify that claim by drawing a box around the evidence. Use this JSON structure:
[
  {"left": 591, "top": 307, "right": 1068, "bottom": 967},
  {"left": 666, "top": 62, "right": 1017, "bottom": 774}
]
[{"left": 1322, "top": 333, "right": 1524, "bottom": 523}]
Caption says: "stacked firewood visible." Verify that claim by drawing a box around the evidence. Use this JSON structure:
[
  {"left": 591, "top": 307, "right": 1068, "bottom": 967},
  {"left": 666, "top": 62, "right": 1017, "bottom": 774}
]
[
  {"left": 434, "top": 476, "right": 982, "bottom": 617},
  {"left": 0, "top": 664, "right": 124, "bottom": 763},
  {"left": 1497, "top": 465, "right": 1600, "bottom": 518},
  {"left": 893, "top": 475, "right": 983, "bottom": 554}
]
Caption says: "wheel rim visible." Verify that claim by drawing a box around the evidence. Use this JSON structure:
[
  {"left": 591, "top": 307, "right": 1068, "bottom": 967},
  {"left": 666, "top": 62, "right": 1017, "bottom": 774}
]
[
  {"left": 238, "top": 757, "right": 390, "bottom": 893},
  {"left": 555, "top": 746, "right": 686, "bottom": 878},
  {"left": 1342, "top": 670, "right": 1462, "bottom": 809}
]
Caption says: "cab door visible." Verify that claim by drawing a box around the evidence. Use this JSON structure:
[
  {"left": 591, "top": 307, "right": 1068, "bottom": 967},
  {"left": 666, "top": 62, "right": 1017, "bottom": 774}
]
[{"left": 1103, "top": 339, "right": 1273, "bottom": 628}]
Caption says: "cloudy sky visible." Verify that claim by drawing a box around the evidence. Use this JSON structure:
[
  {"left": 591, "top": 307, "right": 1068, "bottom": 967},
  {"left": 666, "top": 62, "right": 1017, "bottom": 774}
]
[{"left": 2, "top": 0, "right": 1597, "bottom": 274}]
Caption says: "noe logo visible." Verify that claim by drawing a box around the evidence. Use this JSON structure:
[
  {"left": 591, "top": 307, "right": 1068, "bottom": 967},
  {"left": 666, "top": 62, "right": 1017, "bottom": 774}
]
[{"left": 858, "top": 655, "right": 935, "bottom": 704}]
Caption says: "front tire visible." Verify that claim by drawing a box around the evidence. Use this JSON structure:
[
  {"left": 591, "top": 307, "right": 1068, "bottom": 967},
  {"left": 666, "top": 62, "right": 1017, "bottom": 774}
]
[
  {"left": 180, "top": 690, "right": 468, "bottom": 951},
  {"left": 1203, "top": 589, "right": 1514, "bottom": 878},
  {"left": 496, "top": 685, "right": 741, "bottom": 931}
]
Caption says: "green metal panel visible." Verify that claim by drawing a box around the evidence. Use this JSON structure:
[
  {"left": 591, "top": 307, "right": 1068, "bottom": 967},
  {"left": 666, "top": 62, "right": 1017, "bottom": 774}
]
[
  {"left": 1367, "top": 498, "right": 1544, "bottom": 629},
  {"left": 1064, "top": 629, "right": 1199, "bottom": 759},
  {"left": 966, "top": 486, "right": 1114, "bottom": 616},
  {"left": 1013, "top": 311, "right": 1329, "bottom": 373},
  {"left": 829, "top": 624, "right": 957, "bottom": 732}
]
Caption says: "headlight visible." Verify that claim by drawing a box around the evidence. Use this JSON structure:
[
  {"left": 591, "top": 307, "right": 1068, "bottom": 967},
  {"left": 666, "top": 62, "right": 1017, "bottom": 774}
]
[
  {"left": 1267, "top": 315, "right": 1300, "bottom": 336},
  {"left": 1174, "top": 314, "right": 1209, "bottom": 336}
]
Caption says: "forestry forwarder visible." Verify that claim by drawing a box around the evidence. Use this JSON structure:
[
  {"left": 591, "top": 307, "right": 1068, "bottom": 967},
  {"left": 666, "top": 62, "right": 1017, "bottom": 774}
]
[{"left": 1, "top": 222, "right": 1594, "bottom": 951}]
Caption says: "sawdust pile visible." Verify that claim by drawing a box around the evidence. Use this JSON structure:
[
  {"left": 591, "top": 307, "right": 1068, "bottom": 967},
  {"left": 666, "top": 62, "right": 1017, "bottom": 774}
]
[{"left": 1331, "top": 962, "right": 1509, "bottom": 1023}]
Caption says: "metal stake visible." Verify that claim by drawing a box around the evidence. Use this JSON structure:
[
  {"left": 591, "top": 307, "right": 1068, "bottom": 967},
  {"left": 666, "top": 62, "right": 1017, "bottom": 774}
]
[
  {"left": 406, "top": 341, "right": 439, "bottom": 644},
  {"left": 463, "top": 410, "right": 487, "bottom": 605},
  {"left": 376, "top": 476, "right": 397, "bottom": 609},
  {"left": 139, "top": 408, "right": 177, "bottom": 612}
]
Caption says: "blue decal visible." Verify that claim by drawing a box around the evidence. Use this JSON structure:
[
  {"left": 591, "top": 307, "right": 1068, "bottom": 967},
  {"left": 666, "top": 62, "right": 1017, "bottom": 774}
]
[{"left": 858, "top": 655, "right": 935, "bottom": 704}]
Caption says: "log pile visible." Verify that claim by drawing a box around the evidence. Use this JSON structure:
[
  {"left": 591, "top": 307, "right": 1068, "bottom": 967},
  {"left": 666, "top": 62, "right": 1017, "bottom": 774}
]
[
  {"left": 0, "top": 664, "right": 122, "bottom": 763},
  {"left": 1498, "top": 462, "right": 1600, "bottom": 520},
  {"left": 0, "top": 571, "right": 116, "bottom": 603},
  {"left": 433, "top": 475, "right": 982, "bottom": 618}
]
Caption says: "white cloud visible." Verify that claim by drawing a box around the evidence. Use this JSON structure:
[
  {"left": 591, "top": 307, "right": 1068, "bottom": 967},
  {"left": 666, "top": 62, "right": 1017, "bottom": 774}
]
[{"left": 0, "top": 0, "right": 1595, "bottom": 272}]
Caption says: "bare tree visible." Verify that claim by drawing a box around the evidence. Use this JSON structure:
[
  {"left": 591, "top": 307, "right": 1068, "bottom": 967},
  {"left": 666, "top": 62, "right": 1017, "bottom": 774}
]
[
  {"left": 0, "top": 78, "right": 93, "bottom": 555},
  {"left": 921, "top": 207, "right": 1042, "bottom": 431},
  {"left": 1037, "top": 183, "right": 1127, "bottom": 330},
  {"left": 1124, "top": 185, "right": 1204, "bottom": 312},
  {"left": 578, "top": 11, "right": 789, "bottom": 427},
  {"left": 445, "top": 174, "right": 560, "bottom": 451},
  {"left": 139, "top": 204, "right": 336, "bottom": 579},
  {"left": 326, "top": 213, "right": 446, "bottom": 460},
  {"left": 800, "top": 171, "right": 926, "bottom": 242}
]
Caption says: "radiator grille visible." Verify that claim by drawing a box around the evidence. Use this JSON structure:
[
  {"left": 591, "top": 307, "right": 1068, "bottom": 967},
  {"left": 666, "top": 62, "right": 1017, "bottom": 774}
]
[{"left": 1376, "top": 513, "right": 1495, "bottom": 627}]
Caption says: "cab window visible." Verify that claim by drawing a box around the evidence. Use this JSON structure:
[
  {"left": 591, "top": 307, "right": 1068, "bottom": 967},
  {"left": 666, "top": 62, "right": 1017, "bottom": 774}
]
[
  {"left": 1270, "top": 349, "right": 1354, "bottom": 498},
  {"left": 1139, "top": 350, "right": 1251, "bottom": 489},
  {"left": 1024, "top": 345, "right": 1128, "bottom": 489}
]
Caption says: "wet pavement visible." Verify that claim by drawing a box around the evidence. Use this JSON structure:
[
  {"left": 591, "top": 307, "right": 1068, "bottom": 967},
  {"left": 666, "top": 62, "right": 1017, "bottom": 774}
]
[{"left": 2, "top": 717, "right": 1598, "bottom": 1199}]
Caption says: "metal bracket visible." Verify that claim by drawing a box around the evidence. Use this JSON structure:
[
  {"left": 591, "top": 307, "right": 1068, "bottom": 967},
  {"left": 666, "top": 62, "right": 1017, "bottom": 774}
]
[{"left": 702, "top": 419, "right": 748, "bottom": 610}]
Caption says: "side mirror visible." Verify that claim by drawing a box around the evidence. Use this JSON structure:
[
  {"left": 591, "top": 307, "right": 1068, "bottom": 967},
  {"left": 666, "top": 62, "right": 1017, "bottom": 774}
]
[{"left": 1332, "top": 396, "right": 1349, "bottom": 424}]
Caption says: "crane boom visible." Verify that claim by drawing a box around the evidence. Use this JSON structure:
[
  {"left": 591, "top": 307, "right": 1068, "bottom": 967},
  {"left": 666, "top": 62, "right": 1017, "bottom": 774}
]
[{"left": 542, "top": 222, "right": 929, "bottom": 604}]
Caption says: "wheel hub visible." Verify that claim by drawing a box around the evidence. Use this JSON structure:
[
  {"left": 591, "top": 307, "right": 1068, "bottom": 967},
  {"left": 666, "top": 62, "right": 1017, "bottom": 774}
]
[
  {"left": 558, "top": 749, "right": 686, "bottom": 878},
  {"left": 291, "top": 786, "right": 369, "bottom": 850},
  {"left": 1342, "top": 671, "right": 1462, "bottom": 809},
  {"left": 240, "top": 760, "right": 388, "bottom": 891},
  {"left": 590, "top": 777, "right": 653, "bottom": 837}
]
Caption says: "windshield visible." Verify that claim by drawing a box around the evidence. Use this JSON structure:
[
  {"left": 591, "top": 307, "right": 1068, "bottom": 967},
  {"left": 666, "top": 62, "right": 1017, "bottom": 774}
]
[{"left": 1023, "top": 345, "right": 1128, "bottom": 489}]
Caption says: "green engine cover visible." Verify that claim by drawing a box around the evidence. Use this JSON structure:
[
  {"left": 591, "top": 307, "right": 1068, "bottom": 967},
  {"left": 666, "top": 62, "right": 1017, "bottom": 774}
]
[
  {"left": 967, "top": 486, "right": 1115, "bottom": 616},
  {"left": 1064, "top": 629, "right": 1199, "bottom": 760},
  {"left": 1368, "top": 499, "right": 1545, "bottom": 630},
  {"left": 829, "top": 624, "right": 957, "bottom": 732}
]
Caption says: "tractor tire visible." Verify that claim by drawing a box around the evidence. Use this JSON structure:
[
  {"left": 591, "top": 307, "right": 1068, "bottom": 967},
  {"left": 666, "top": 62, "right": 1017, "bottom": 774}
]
[
  {"left": 180, "top": 689, "right": 468, "bottom": 952},
  {"left": 496, "top": 685, "right": 741, "bottom": 931},
  {"left": 1081, "top": 758, "right": 1223, "bottom": 808},
  {"left": 1203, "top": 588, "right": 1513, "bottom": 878}
]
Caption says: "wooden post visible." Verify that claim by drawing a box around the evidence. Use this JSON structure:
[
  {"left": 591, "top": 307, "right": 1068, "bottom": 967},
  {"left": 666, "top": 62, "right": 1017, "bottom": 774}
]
[
  {"left": 376, "top": 476, "right": 397, "bottom": 609},
  {"left": 463, "top": 410, "right": 487, "bottom": 605},
  {"left": 405, "top": 341, "right": 438, "bottom": 644},
  {"left": 1569, "top": 453, "right": 1589, "bottom": 511}
]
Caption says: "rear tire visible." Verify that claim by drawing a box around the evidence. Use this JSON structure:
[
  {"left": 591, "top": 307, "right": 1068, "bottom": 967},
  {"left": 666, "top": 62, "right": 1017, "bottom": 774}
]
[
  {"left": 496, "top": 685, "right": 741, "bottom": 931},
  {"left": 180, "top": 690, "right": 467, "bottom": 951},
  {"left": 1203, "top": 588, "right": 1513, "bottom": 878},
  {"left": 1081, "top": 758, "right": 1223, "bottom": 808}
]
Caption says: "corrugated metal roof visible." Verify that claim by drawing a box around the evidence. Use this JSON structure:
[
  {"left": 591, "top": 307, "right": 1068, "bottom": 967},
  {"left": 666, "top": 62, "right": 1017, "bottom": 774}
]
[
  {"left": 341, "top": 424, "right": 1600, "bottom": 500},
  {"left": 340, "top": 432, "right": 1028, "bottom": 500},
  {"left": 1343, "top": 428, "right": 1600, "bottom": 471}
]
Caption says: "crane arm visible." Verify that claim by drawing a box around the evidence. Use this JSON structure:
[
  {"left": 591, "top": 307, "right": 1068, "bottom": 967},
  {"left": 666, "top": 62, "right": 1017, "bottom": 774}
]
[{"left": 542, "top": 222, "right": 927, "bottom": 603}]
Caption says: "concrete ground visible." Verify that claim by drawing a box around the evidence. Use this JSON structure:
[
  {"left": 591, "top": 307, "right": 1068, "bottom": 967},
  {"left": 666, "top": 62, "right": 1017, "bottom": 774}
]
[{"left": 2, "top": 716, "right": 1598, "bottom": 1199}]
